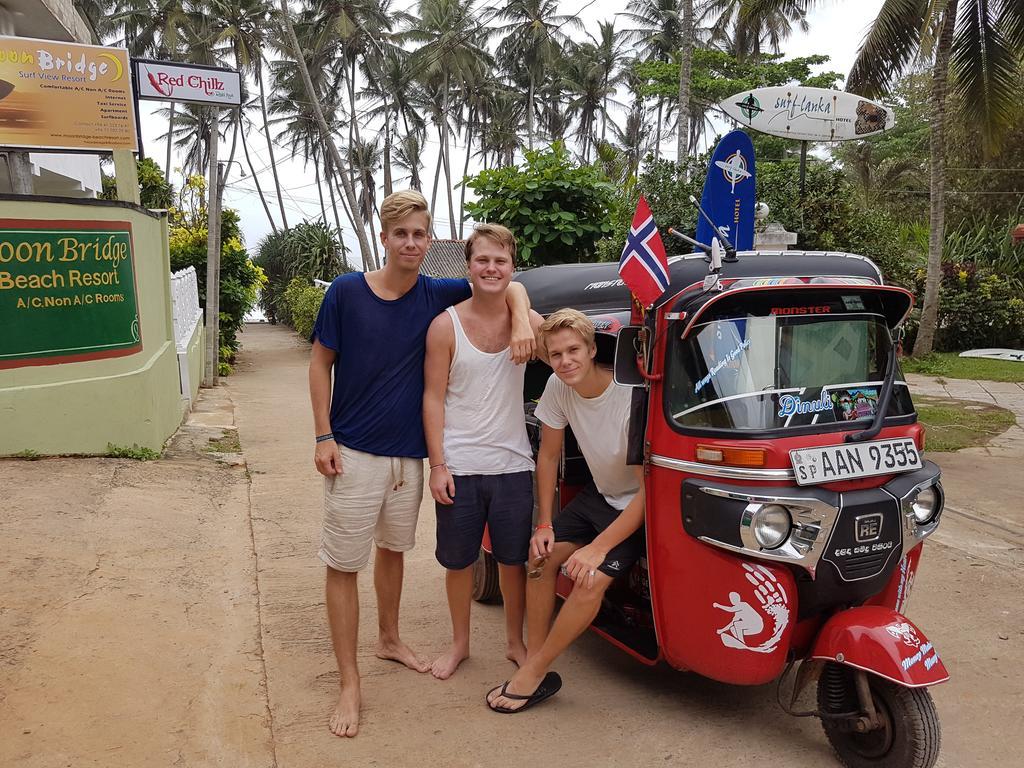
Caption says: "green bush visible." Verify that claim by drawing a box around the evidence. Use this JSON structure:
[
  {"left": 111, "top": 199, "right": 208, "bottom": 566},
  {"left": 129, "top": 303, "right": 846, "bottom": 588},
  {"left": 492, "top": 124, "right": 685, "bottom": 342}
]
[
  {"left": 929, "top": 263, "right": 1024, "bottom": 351},
  {"left": 168, "top": 176, "right": 265, "bottom": 369},
  {"left": 282, "top": 278, "right": 325, "bottom": 341},
  {"left": 465, "top": 142, "right": 619, "bottom": 267},
  {"left": 255, "top": 221, "right": 348, "bottom": 327}
]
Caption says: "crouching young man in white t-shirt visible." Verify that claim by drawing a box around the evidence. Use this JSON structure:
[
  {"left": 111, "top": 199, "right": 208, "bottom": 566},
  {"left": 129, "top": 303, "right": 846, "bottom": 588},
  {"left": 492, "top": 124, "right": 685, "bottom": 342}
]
[{"left": 487, "top": 308, "right": 645, "bottom": 713}]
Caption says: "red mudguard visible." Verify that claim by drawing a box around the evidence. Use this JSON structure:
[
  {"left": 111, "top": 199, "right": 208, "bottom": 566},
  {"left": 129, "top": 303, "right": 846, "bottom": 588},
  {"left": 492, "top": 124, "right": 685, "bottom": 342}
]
[{"left": 810, "top": 606, "right": 949, "bottom": 688}]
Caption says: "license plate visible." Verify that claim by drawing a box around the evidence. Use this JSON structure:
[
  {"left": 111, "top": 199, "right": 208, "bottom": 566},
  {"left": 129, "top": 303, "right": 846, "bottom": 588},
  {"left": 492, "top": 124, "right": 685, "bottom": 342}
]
[{"left": 790, "top": 438, "right": 921, "bottom": 486}]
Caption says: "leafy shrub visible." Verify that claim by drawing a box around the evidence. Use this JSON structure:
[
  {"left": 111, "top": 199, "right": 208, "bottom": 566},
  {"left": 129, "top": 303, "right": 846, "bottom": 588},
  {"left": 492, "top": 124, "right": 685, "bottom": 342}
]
[
  {"left": 282, "top": 277, "right": 325, "bottom": 341},
  {"left": 168, "top": 175, "right": 266, "bottom": 369},
  {"left": 101, "top": 157, "right": 174, "bottom": 209},
  {"left": 926, "top": 263, "right": 1024, "bottom": 351},
  {"left": 255, "top": 221, "right": 348, "bottom": 327},
  {"left": 465, "top": 142, "right": 619, "bottom": 267}
]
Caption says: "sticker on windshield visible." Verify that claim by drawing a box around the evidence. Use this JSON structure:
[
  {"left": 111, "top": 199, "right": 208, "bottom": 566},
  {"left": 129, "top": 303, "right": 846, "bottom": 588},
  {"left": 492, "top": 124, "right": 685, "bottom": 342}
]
[
  {"left": 832, "top": 387, "right": 879, "bottom": 421},
  {"left": 694, "top": 338, "right": 750, "bottom": 394},
  {"left": 777, "top": 391, "right": 832, "bottom": 418},
  {"left": 842, "top": 295, "right": 866, "bottom": 311}
]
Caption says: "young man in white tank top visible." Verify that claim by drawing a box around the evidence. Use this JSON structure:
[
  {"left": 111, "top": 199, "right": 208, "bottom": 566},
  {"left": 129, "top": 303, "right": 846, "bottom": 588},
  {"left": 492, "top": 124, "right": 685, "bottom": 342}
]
[{"left": 423, "top": 224, "right": 543, "bottom": 680}]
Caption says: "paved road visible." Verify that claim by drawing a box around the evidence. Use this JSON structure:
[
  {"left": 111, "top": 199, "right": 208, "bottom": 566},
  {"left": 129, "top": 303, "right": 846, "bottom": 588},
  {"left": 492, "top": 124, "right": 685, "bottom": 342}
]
[
  {"left": 228, "top": 325, "right": 1023, "bottom": 768},
  {"left": 1, "top": 323, "right": 1021, "bottom": 767}
]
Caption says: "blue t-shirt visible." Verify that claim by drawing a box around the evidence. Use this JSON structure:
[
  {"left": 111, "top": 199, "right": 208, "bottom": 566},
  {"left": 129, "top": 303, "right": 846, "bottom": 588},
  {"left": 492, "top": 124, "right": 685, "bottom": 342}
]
[{"left": 311, "top": 272, "right": 471, "bottom": 458}]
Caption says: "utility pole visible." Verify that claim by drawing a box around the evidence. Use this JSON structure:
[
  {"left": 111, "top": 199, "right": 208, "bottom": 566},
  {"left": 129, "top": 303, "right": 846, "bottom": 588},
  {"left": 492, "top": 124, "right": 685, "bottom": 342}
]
[{"left": 203, "top": 118, "right": 221, "bottom": 387}]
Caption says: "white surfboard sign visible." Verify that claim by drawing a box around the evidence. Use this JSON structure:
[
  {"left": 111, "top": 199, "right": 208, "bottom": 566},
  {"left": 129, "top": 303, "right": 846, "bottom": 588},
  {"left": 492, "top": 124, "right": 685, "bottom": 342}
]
[{"left": 718, "top": 86, "right": 895, "bottom": 142}]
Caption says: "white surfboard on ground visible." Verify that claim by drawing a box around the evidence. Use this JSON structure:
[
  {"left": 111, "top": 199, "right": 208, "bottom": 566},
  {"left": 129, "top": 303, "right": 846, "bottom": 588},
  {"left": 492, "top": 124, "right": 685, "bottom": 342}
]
[
  {"left": 959, "top": 349, "right": 1024, "bottom": 362},
  {"left": 718, "top": 86, "right": 895, "bottom": 142}
]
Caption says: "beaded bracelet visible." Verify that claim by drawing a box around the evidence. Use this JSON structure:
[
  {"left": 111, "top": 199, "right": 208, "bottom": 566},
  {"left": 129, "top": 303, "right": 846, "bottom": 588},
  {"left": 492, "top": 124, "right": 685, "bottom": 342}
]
[{"left": 534, "top": 523, "right": 553, "bottom": 531}]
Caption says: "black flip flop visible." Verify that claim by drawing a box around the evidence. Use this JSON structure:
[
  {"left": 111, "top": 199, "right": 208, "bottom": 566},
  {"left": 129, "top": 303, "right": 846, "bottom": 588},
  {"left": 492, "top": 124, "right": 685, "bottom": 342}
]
[{"left": 486, "top": 671, "right": 562, "bottom": 714}]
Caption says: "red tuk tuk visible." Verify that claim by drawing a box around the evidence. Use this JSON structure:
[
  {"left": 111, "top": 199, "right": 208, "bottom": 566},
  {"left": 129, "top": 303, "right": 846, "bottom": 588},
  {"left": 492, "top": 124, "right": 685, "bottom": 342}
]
[{"left": 475, "top": 249, "right": 947, "bottom": 768}]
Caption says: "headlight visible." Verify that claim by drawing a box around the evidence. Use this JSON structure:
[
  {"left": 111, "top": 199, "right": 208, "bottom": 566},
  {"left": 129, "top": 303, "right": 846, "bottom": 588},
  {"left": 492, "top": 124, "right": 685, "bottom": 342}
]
[
  {"left": 911, "top": 486, "right": 940, "bottom": 524},
  {"left": 751, "top": 504, "right": 792, "bottom": 549}
]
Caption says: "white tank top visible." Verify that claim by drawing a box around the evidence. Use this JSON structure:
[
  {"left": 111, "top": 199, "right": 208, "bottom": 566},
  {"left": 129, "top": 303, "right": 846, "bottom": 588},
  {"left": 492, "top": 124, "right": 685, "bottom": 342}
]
[{"left": 443, "top": 306, "right": 535, "bottom": 475}]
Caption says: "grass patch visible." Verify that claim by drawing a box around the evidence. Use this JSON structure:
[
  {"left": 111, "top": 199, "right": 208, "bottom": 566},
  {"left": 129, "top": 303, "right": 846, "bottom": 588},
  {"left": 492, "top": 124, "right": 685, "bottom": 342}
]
[
  {"left": 206, "top": 430, "right": 241, "bottom": 454},
  {"left": 902, "top": 352, "right": 1024, "bottom": 382},
  {"left": 106, "top": 443, "right": 161, "bottom": 461},
  {"left": 12, "top": 449, "right": 41, "bottom": 460},
  {"left": 915, "top": 396, "right": 1017, "bottom": 452}
]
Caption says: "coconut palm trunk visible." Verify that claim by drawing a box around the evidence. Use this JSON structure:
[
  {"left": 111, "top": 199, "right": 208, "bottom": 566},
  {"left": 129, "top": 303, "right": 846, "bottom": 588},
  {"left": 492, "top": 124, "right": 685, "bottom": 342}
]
[
  {"left": 165, "top": 101, "right": 175, "bottom": 181},
  {"left": 239, "top": 120, "right": 278, "bottom": 233},
  {"left": 913, "top": 2, "right": 959, "bottom": 356},
  {"left": 257, "top": 60, "right": 289, "bottom": 229},
  {"left": 458, "top": 114, "right": 474, "bottom": 238},
  {"left": 677, "top": 0, "right": 693, "bottom": 165},
  {"left": 278, "top": 0, "right": 373, "bottom": 270}
]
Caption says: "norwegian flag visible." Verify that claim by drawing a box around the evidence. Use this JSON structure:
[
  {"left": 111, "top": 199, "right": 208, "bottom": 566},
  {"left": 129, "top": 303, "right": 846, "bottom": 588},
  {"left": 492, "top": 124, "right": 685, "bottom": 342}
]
[{"left": 618, "top": 195, "right": 670, "bottom": 309}]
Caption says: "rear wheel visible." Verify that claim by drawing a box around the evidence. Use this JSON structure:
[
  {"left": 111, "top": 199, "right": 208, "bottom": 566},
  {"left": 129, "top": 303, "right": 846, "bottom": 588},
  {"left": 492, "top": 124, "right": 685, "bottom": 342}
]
[
  {"left": 472, "top": 548, "right": 502, "bottom": 604},
  {"left": 818, "top": 662, "right": 941, "bottom": 768}
]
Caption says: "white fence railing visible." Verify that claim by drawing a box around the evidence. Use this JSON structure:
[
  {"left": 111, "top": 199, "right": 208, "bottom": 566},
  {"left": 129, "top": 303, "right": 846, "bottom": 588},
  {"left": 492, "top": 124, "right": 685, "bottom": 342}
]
[
  {"left": 170, "top": 266, "right": 203, "bottom": 404},
  {"left": 171, "top": 266, "right": 203, "bottom": 354}
]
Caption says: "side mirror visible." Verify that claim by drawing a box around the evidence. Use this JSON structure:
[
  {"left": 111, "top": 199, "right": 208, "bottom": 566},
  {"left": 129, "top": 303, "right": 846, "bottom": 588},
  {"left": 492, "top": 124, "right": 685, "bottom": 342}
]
[{"left": 613, "top": 326, "right": 646, "bottom": 387}]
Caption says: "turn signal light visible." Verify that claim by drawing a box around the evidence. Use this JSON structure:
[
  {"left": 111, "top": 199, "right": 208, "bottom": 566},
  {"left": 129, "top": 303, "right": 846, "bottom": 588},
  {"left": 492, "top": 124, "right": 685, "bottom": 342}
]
[{"left": 696, "top": 444, "right": 767, "bottom": 467}]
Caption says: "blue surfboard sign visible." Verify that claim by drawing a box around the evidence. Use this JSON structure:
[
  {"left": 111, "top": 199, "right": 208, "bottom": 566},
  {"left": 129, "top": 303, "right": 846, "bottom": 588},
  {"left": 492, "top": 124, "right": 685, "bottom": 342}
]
[{"left": 695, "top": 130, "right": 756, "bottom": 252}]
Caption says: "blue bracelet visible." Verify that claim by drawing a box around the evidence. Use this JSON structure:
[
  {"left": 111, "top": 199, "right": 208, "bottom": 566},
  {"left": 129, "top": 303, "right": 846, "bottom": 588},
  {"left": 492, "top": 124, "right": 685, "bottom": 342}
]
[{"left": 315, "top": 433, "right": 335, "bottom": 443}]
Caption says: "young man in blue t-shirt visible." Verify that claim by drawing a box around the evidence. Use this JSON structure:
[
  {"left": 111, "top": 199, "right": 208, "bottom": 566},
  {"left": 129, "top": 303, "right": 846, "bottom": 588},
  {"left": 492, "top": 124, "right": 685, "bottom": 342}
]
[{"left": 308, "top": 190, "right": 534, "bottom": 738}]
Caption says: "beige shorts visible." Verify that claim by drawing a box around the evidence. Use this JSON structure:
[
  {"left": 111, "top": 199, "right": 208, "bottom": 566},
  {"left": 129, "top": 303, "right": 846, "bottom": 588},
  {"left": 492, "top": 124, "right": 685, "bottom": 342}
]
[{"left": 318, "top": 445, "right": 424, "bottom": 572}]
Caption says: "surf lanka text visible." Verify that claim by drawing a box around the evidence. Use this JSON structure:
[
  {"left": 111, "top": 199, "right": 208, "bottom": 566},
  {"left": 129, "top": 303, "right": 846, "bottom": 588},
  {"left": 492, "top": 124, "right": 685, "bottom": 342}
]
[{"left": 774, "top": 93, "right": 833, "bottom": 119}]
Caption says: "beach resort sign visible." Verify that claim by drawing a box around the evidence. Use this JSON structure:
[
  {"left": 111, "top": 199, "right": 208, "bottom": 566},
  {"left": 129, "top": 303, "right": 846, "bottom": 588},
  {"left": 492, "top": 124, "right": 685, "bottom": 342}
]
[
  {"left": 0, "top": 220, "right": 142, "bottom": 369},
  {"left": 718, "top": 86, "right": 895, "bottom": 142}
]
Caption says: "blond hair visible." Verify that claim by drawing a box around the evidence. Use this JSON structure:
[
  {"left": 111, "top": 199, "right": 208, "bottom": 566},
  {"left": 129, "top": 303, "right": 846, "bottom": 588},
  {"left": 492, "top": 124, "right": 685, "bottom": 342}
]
[
  {"left": 465, "top": 223, "right": 517, "bottom": 264},
  {"left": 380, "top": 189, "right": 431, "bottom": 233},
  {"left": 538, "top": 308, "right": 595, "bottom": 356}
]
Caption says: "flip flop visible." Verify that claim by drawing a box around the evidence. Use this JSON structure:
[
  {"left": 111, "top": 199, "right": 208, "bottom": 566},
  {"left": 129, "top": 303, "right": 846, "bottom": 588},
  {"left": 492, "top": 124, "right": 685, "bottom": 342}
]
[{"left": 486, "top": 671, "right": 562, "bottom": 714}]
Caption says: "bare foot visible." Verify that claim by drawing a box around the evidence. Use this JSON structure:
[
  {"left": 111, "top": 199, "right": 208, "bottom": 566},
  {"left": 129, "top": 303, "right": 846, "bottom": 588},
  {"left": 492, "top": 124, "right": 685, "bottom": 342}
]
[
  {"left": 487, "top": 666, "right": 545, "bottom": 712},
  {"left": 506, "top": 642, "right": 528, "bottom": 668},
  {"left": 376, "top": 638, "right": 430, "bottom": 672},
  {"left": 329, "top": 684, "right": 360, "bottom": 737},
  {"left": 430, "top": 644, "right": 470, "bottom": 680}
]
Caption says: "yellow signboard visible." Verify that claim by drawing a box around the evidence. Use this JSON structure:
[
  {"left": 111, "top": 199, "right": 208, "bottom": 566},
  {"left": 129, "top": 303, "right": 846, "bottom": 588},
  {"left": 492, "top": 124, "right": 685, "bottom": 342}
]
[{"left": 0, "top": 36, "right": 137, "bottom": 152}]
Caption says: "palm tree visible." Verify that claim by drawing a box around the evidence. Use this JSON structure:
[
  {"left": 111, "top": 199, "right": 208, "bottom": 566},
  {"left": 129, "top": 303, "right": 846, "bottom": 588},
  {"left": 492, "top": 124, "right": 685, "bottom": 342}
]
[
  {"left": 405, "top": 0, "right": 491, "bottom": 236},
  {"left": 622, "top": 0, "right": 685, "bottom": 161},
  {"left": 347, "top": 136, "right": 383, "bottom": 266},
  {"left": 610, "top": 104, "right": 650, "bottom": 180},
  {"left": 476, "top": 88, "right": 522, "bottom": 169},
  {"left": 560, "top": 43, "right": 608, "bottom": 162},
  {"left": 699, "top": 0, "right": 810, "bottom": 59},
  {"left": 394, "top": 131, "right": 426, "bottom": 190},
  {"left": 276, "top": 0, "right": 377, "bottom": 270},
  {"left": 587, "top": 20, "right": 629, "bottom": 143},
  {"left": 361, "top": 47, "right": 426, "bottom": 198},
  {"left": 495, "top": 0, "right": 580, "bottom": 151},
  {"left": 209, "top": 0, "right": 290, "bottom": 229},
  {"left": 848, "top": 0, "right": 1024, "bottom": 355}
]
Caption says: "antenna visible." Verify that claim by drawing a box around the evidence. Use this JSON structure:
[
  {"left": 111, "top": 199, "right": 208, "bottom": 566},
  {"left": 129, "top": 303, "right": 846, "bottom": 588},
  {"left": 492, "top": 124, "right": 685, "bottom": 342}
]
[
  {"left": 667, "top": 227, "right": 711, "bottom": 254},
  {"left": 688, "top": 195, "right": 739, "bottom": 262}
]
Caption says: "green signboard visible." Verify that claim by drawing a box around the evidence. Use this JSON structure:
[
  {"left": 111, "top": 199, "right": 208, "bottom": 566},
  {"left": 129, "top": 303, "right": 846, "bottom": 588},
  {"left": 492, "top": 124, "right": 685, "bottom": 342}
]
[{"left": 0, "top": 219, "right": 142, "bottom": 369}]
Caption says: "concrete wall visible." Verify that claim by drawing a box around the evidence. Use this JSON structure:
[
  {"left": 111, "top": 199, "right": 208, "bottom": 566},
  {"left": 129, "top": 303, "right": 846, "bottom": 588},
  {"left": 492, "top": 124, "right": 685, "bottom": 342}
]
[{"left": 0, "top": 196, "right": 184, "bottom": 455}]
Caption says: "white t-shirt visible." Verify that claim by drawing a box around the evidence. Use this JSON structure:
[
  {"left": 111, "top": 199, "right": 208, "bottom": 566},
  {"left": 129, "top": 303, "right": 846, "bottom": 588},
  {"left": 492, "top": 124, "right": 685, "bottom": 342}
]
[{"left": 534, "top": 373, "right": 638, "bottom": 510}]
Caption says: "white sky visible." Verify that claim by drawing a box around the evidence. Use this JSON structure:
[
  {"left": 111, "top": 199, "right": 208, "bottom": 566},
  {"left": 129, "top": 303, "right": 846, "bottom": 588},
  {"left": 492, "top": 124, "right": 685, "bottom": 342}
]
[{"left": 136, "top": 0, "right": 885, "bottom": 260}]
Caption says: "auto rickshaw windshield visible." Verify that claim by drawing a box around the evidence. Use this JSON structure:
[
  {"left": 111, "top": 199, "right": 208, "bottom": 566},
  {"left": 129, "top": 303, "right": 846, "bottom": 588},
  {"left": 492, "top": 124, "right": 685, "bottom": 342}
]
[{"left": 666, "top": 311, "right": 915, "bottom": 432}]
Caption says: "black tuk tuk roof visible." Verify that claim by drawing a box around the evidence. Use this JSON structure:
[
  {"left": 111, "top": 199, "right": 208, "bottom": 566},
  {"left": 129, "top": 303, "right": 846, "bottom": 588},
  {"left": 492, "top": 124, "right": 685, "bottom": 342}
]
[{"left": 514, "top": 251, "right": 884, "bottom": 317}]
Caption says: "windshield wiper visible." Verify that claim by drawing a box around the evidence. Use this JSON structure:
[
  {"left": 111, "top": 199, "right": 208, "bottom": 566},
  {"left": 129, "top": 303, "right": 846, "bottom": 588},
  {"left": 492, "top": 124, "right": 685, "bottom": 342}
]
[{"left": 845, "top": 340, "right": 898, "bottom": 443}]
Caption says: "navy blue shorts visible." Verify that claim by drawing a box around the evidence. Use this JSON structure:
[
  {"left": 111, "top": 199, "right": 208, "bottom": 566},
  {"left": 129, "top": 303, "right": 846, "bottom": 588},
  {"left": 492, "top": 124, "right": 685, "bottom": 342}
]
[
  {"left": 553, "top": 483, "right": 645, "bottom": 579},
  {"left": 435, "top": 471, "right": 534, "bottom": 570}
]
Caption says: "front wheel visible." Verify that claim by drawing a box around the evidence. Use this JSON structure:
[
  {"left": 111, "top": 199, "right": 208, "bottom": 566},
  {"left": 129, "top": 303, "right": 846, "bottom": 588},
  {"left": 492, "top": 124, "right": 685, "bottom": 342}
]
[
  {"left": 472, "top": 548, "right": 502, "bottom": 604},
  {"left": 818, "top": 662, "right": 941, "bottom": 768}
]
